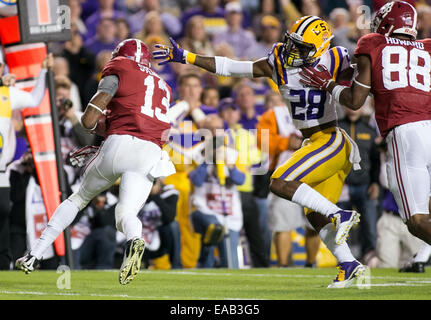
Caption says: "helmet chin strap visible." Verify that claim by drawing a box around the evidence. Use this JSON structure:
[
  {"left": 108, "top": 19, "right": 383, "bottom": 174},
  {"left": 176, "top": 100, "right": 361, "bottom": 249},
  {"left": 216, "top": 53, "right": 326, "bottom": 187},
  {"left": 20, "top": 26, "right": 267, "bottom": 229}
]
[{"left": 385, "top": 25, "right": 395, "bottom": 37}]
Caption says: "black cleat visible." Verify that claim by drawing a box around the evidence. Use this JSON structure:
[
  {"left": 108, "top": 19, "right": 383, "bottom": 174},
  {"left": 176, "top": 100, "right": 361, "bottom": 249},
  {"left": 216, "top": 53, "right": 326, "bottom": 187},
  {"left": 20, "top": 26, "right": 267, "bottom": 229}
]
[
  {"left": 15, "top": 254, "right": 40, "bottom": 274},
  {"left": 399, "top": 262, "right": 425, "bottom": 273},
  {"left": 203, "top": 223, "right": 225, "bottom": 246}
]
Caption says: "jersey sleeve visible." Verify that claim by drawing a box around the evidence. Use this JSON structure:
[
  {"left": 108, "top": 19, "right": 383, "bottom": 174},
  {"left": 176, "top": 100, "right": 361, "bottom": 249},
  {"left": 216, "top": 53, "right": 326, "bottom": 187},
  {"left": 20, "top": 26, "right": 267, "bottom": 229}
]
[
  {"left": 327, "top": 46, "right": 351, "bottom": 81},
  {"left": 266, "top": 42, "right": 288, "bottom": 86},
  {"left": 101, "top": 57, "right": 130, "bottom": 97},
  {"left": 355, "top": 33, "right": 383, "bottom": 58},
  {"left": 101, "top": 57, "right": 130, "bottom": 82}
]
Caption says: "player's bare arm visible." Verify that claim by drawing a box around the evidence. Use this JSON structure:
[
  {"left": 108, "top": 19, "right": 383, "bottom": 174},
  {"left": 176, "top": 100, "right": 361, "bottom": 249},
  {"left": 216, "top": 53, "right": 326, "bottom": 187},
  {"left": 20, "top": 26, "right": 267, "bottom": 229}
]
[
  {"left": 81, "top": 74, "right": 119, "bottom": 132},
  {"left": 81, "top": 91, "right": 112, "bottom": 130},
  {"left": 153, "top": 37, "right": 273, "bottom": 79},
  {"left": 299, "top": 55, "right": 371, "bottom": 110}
]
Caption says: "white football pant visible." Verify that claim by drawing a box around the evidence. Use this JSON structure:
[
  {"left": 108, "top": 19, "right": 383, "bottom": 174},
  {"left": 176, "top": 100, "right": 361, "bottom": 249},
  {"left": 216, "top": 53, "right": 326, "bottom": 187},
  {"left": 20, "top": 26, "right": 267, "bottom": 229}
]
[
  {"left": 69, "top": 134, "right": 161, "bottom": 233},
  {"left": 386, "top": 120, "right": 431, "bottom": 222}
]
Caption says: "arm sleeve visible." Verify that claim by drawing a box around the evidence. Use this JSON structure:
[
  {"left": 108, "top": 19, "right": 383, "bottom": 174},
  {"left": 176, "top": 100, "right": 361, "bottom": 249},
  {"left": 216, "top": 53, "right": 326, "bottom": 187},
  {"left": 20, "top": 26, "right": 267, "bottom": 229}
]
[
  {"left": 97, "top": 75, "right": 119, "bottom": 96},
  {"left": 10, "top": 69, "right": 47, "bottom": 111},
  {"left": 214, "top": 56, "right": 254, "bottom": 78}
]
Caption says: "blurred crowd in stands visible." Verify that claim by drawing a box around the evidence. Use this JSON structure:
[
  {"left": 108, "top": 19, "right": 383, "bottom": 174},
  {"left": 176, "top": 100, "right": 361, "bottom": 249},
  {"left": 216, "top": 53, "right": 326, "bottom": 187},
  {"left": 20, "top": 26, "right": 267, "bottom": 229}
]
[{"left": 2, "top": 0, "right": 431, "bottom": 271}]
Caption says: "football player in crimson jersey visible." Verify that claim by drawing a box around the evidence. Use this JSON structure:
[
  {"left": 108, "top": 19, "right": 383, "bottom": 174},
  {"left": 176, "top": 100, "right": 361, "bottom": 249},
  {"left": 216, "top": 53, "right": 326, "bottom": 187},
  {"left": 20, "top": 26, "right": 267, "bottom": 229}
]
[
  {"left": 300, "top": 1, "right": 431, "bottom": 246},
  {"left": 16, "top": 39, "right": 176, "bottom": 285}
]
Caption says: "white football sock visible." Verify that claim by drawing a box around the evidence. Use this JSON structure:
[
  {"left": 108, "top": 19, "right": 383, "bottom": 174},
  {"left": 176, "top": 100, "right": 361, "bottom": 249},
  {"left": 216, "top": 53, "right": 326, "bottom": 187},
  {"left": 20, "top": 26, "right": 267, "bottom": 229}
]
[
  {"left": 121, "top": 215, "right": 143, "bottom": 241},
  {"left": 413, "top": 243, "right": 431, "bottom": 263},
  {"left": 319, "top": 223, "right": 356, "bottom": 263},
  {"left": 292, "top": 183, "right": 340, "bottom": 217},
  {"left": 31, "top": 199, "right": 79, "bottom": 260}
]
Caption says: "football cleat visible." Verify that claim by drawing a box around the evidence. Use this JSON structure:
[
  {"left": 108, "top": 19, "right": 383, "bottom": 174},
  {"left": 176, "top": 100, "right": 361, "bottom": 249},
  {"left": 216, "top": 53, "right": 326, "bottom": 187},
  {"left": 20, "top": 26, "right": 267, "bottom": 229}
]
[
  {"left": 119, "top": 237, "right": 146, "bottom": 285},
  {"left": 203, "top": 223, "right": 225, "bottom": 246},
  {"left": 399, "top": 262, "right": 425, "bottom": 273},
  {"left": 329, "top": 210, "right": 360, "bottom": 245},
  {"left": 327, "top": 260, "right": 367, "bottom": 288},
  {"left": 15, "top": 253, "right": 40, "bottom": 274}
]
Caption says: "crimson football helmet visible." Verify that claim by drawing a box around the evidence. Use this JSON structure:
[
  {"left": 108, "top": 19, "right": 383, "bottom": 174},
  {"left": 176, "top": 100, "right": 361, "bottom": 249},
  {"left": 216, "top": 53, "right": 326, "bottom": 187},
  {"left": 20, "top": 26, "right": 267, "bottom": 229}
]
[
  {"left": 111, "top": 38, "right": 151, "bottom": 66},
  {"left": 371, "top": 1, "right": 417, "bottom": 39}
]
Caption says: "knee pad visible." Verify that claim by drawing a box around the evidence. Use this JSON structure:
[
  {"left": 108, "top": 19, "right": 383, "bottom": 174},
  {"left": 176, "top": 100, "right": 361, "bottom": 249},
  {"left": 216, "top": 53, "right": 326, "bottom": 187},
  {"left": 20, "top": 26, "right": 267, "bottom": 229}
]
[{"left": 68, "top": 191, "right": 91, "bottom": 211}]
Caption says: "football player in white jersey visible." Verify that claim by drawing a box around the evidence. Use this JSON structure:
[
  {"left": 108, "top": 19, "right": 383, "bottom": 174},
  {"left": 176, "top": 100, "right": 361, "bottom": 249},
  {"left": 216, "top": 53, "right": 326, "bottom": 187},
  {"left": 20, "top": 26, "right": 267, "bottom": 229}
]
[{"left": 154, "top": 15, "right": 366, "bottom": 287}]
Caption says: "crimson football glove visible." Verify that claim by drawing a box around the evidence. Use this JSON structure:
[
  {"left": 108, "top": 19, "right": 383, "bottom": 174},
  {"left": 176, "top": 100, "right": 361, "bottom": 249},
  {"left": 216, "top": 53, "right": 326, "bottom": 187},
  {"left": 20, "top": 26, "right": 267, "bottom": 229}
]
[
  {"left": 299, "top": 65, "right": 334, "bottom": 91},
  {"left": 153, "top": 37, "right": 187, "bottom": 65},
  {"left": 70, "top": 145, "right": 99, "bottom": 168}
]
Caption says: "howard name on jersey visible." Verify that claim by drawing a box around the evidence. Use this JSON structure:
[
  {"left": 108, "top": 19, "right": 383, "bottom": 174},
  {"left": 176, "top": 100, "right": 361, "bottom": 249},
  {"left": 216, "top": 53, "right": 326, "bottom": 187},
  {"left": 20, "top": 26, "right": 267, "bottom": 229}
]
[
  {"left": 355, "top": 33, "right": 431, "bottom": 138},
  {"left": 102, "top": 56, "right": 173, "bottom": 147},
  {"left": 267, "top": 43, "right": 351, "bottom": 130}
]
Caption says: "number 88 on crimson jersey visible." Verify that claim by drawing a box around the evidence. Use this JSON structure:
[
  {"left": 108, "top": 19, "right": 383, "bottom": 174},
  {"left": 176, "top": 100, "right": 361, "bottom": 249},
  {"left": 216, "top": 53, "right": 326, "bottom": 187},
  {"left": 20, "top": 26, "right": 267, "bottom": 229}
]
[{"left": 355, "top": 33, "right": 431, "bottom": 138}]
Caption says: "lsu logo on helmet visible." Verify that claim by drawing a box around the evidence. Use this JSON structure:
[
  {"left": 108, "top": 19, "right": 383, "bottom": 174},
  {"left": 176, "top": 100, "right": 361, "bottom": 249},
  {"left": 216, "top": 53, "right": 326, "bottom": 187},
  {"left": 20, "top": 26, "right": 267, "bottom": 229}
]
[{"left": 283, "top": 16, "right": 333, "bottom": 67}]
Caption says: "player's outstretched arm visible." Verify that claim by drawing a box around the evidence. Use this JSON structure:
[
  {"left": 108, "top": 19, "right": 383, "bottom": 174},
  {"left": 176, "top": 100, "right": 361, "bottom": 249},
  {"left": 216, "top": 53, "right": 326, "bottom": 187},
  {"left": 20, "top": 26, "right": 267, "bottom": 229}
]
[
  {"left": 299, "top": 55, "right": 371, "bottom": 110},
  {"left": 153, "top": 37, "right": 273, "bottom": 79}
]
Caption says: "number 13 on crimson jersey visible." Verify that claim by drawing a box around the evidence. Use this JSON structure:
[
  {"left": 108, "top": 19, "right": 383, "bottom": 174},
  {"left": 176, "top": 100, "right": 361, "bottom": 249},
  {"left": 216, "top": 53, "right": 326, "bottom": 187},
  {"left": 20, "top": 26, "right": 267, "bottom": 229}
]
[
  {"left": 355, "top": 33, "right": 431, "bottom": 138},
  {"left": 140, "top": 70, "right": 171, "bottom": 124},
  {"left": 101, "top": 56, "right": 172, "bottom": 148}
]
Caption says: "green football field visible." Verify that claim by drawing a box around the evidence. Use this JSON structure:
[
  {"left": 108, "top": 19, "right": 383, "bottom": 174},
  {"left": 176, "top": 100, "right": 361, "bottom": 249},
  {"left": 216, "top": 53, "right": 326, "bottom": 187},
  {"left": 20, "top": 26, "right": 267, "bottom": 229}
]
[{"left": 0, "top": 267, "right": 430, "bottom": 300}]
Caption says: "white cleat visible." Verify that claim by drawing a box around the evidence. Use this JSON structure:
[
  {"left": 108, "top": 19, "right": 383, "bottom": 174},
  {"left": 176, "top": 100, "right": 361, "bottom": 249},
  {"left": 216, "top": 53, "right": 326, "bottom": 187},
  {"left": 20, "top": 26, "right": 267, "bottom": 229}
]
[
  {"left": 329, "top": 210, "right": 360, "bottom": 245},
  {"left": 119, "top": 238, "right": 146, "bottom": 285},
  {"left": 327, "top": 260, "right": 367, "bottom": 289},
  {"left": 15, "top": 254, "right": 40, "bottom": 274}
]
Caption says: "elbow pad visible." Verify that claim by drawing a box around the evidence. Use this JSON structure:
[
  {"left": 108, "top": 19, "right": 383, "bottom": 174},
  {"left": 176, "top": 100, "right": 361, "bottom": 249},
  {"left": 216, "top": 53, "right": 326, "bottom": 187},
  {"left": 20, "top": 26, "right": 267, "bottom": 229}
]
[{"left": 214, "top": 56, "right": 253, "bottom": 78}]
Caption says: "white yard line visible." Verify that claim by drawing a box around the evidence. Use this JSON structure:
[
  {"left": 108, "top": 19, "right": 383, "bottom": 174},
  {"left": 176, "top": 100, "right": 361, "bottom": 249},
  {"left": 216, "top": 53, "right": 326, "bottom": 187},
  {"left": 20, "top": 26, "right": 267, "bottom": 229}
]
[
  {"left": 162, "top": 270, "right": 431, "bottom": 282},
  {"left": 0, "top": 290, "right": 263, "bottom": 300},
  {"left": 2, "top": 271, "right": 429, "bottom": 299}
]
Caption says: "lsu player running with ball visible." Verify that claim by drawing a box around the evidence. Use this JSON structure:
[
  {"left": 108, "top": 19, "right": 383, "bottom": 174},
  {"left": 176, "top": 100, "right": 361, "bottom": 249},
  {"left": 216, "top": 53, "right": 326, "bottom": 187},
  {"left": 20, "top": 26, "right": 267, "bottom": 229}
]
[
  {"left": 154, "top": 16, "right": 366, "bottom": 288},
  {"left": 301, "top": 1, "right": 431, "bottom": 250}
]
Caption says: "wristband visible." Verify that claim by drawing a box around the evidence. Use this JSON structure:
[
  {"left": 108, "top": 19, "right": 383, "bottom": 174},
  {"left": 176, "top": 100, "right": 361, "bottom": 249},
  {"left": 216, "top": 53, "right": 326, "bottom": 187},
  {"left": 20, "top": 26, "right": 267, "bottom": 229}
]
[
  {"left": 88, "top": 121, "right": 98, "bottom": 132},
  {"left": 190, "top": 108, "right": 206, "bottom": 122},
  {"left": 185, "top": 51, "right": 197, "bottom": 65},
  {"left": 88, "top": 103, "right": 106, "bottom": 115},
  {"left": 332, "top": 85, "right": 348, "bottom": 104},
  {"left": 353, "top": 78, "right": 371, "bottom": 89}
]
